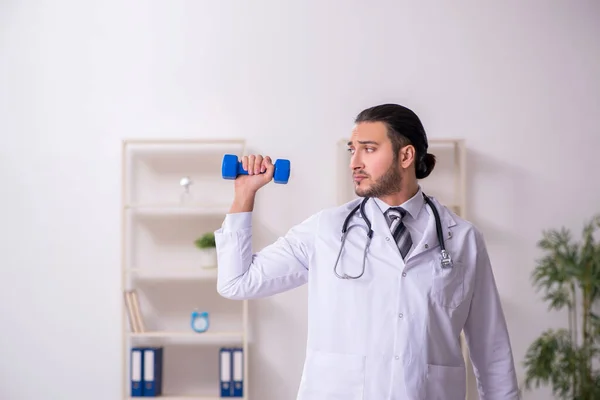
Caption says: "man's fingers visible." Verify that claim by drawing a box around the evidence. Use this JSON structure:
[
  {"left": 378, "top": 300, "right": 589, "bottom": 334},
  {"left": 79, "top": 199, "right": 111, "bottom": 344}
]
[
  {"left": 248, "top": 154, "right": 256, "bottom": 175},
  {"left": 243, "top": 154, "right": 272, "bottom": 176},
  {"left": 261, "top": 156, "right": 272, "bottom": 173},
  {"left": 264, "top": 156, "right": 275, "bottom": 178},
  {"left": 254, "top": 155, "right": 263, "bottom": 175}
]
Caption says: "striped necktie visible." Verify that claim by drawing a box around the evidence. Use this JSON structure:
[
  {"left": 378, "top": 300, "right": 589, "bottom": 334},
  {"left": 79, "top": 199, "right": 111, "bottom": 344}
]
[{"left": 386, "top": 207, "right": 412, "bottom": 260}]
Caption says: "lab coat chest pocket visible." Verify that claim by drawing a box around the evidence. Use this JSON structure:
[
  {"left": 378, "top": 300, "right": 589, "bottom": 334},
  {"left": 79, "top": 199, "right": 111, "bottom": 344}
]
[
  {"left": 429, "top": 257, "right": 465, "bottom": 309},
  {"left": 298, "top": 349, "right": 365, "bottom": 400}
]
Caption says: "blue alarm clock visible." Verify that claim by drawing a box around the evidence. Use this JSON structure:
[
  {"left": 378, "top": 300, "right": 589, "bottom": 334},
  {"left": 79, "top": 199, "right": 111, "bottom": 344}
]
[{"left": 191, "top": 310, "right": 210, "bottom": 333}]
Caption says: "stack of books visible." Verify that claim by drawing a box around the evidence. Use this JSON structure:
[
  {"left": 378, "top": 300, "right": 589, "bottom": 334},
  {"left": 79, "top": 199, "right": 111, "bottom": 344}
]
[{"left": 124, "top": 289, "right": 145, "bottom": 333}]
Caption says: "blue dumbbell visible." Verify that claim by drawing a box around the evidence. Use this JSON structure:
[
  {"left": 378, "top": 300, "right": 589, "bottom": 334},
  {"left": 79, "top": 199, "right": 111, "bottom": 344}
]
[{"left": 221, "top": 154, "right": 291, "bottom": 184}]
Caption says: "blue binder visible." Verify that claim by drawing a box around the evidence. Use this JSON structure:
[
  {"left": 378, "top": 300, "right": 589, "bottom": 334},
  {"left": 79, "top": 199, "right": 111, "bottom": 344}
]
[
  {"left": 130, "top": 347, "right": 143, "bottom": 397},
  {"left": 142, "top": 347, "right": 163, "bottom": 397},
  {"left": 219, "top": 348, "right": 233, "bottom": 397},
  {"left": 232, "top": 347, "right": 244, "bottom": 397}
]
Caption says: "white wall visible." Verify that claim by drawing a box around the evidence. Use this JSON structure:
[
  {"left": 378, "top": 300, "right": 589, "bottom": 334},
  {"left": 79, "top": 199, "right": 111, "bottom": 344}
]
[{"left": 1, "top": 1, "right": 599, "bottom": 399}]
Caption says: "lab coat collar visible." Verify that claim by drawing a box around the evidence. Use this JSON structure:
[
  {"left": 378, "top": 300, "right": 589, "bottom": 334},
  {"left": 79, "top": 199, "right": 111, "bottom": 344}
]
[
  {"left": 411, "top": 195, "right": 457, "bottom": 259},
  {"left": 421, "top": 194, "right": 457, "bottom": 228},
  {"left": 358, "top": 193, "right": 457, "bottom": 261},
  {"left": 357, "top": 192, "right": 456, "bottom": 232}
]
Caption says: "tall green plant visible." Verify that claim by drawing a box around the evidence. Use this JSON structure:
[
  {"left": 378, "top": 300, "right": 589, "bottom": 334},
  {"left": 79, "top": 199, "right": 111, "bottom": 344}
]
[{"left": 523, "top": 214, "right": 600, "bottom": 399}]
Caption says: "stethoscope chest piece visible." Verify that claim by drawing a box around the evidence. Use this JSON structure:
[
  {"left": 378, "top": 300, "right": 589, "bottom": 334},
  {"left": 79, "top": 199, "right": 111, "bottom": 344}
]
[{"left": 440, "top": 249, "right": 453, "bottom": 269}]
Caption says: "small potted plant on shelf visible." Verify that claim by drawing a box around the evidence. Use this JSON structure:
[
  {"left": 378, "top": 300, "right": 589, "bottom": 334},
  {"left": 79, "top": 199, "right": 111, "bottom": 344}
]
[{"left": 194, "top": 232, "right": 217, "bottom": 269}]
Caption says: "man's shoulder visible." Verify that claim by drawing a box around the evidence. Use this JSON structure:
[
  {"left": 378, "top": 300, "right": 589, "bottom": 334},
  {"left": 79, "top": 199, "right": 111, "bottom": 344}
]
[
  {"left": 444, "top": 204, "right": 471, "bottom": 227},
  {"left": 429, "top": 197, "right": 482, "bottom": 237},
  {"left": 292, "top": 198, "right": 362, "bottom": 227},
  {"left": 320, "top": 197, "right": 364, "bottom": 218},
  {"left": 298, "top": 198, "right": 363, "bottom": 228}
]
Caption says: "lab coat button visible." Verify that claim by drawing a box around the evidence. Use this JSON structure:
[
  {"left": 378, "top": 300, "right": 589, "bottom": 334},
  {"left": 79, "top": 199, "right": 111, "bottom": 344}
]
[
  {"left": 395, "top": 355, "right": 400, "bottom": 360},
  {"left": 402, "top": 272, "right": 407, "bottom": 277},
  {"left": 385, "top": 237, "right": 390, "bottom": 241},
  {"left": 424, "top": 244, "right": 429, "bottom": 249},
  {"left": 398, "top": 313, "right": 403, "bottom": 318}
]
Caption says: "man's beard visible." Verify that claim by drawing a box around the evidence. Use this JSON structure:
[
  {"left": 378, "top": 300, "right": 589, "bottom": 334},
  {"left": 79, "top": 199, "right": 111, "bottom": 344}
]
[{"left": 354, "top": 163, "right": 403, "bottom": 198}]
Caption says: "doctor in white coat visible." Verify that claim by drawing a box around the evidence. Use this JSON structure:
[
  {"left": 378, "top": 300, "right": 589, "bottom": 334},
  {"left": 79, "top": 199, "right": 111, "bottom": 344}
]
[{"left": 214, "top": 103, "right": 519, "bottom": 400}]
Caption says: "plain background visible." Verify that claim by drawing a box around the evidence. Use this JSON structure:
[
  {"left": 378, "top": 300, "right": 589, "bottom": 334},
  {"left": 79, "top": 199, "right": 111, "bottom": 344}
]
[{"left": 1, "top": 1, "right": 599, "bottom": 399}]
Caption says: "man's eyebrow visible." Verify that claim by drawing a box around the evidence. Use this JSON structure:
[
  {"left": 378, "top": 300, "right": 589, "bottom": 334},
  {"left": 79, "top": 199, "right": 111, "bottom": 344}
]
[{"left": 347, "top": 140, "right": 379, "bottom": 146}]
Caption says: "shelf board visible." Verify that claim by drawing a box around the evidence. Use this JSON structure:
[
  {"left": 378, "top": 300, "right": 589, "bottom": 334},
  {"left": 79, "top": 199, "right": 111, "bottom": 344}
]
[
  {"left": 125, "top": 204, "right": 230, "bottom": 217},
  {"left": 127, "top": 267, "right": 218, "bottom": 280},
  {"left": 124, "top": 138, "right": 245, "bottom": 151},
  {"left": 129, "top": 331, "right": 244, "bottom": 344},
  {"left": 428, "top": 138, "right": 465, "bottom": 145}
]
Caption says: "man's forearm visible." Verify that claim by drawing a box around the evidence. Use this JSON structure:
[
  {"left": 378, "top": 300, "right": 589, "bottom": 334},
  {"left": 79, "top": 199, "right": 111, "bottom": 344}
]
[{"left": 229, "top": 190, "right": 257, "bottom": 213}]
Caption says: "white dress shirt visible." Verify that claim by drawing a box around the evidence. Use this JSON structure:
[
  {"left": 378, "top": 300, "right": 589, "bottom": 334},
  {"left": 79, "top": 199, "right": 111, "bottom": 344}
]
[{"left": 373, "top": 186, "right": 428, "bottom": 259}]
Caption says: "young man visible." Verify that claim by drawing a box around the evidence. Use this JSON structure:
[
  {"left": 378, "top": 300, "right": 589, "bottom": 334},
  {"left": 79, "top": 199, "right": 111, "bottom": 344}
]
[{"left": 214, "top": 104, "right": 519, "bottom": 399}]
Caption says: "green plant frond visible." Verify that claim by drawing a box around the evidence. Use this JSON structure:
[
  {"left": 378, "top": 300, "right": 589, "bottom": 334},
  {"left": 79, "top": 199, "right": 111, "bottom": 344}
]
[
  {"left": 591, "top": 256, "right": 600, "bottom": 298},
  {"left": 532, "top": 256, "right": 571, "bottom": 290},
  {"left": 590, "top": 312, "right": 600, "bottom": 339},
  {"left": 523, "top": 329, "right": 574, "bottom": 396},
  {"left": 194, "top": 232, "right": 216, "bottom": 249},
  {"left": 590, "top": 372, "right": 600, "bottom": 397},
  {"left": 575, "top": 368, "right": 600, "bottom": 399},
  {"left": 537, "top": 228, "right": 574, "bottom": 258},
  {"left": 532, "top": 229, "right": 580, "bottom": 287},
  {"left": 580, "top": 215, "right": 600, "bottom": 257},
  {"left": 542, "top": 287, "right": 572, "bottom": 311},
  {"left": 580, "top": 217, "right": 600, "bottom": 302},
  {"left": 581, "top": 215, "right": 600, "bottom": 247},
  {"left": 537, "top": 228, "right": 571, "bottom": 249}
]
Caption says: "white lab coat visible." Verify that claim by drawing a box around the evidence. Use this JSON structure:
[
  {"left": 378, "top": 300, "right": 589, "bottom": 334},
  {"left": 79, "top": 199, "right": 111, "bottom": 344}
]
[{"left": 214, "top": 195, "right": 519, "bottom": 400}]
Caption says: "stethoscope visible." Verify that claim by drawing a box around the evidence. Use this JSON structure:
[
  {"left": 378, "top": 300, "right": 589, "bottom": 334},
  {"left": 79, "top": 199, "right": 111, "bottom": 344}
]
[{"left": 333, "top": 193, "right": 453, "bottom": 280}]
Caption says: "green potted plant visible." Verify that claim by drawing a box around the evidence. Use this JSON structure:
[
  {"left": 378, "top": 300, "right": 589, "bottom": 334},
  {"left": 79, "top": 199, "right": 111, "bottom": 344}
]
[
  {"left": 194, "top": 232, "right": 217, "bottom": 269},
  {"left": 522, "top": 214, "right": 600, "bottom": 399}
]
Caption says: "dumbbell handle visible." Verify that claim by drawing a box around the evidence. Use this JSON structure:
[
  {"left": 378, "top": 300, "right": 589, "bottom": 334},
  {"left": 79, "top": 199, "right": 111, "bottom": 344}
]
[
  {"left": 234, "top": 161, "right": 255, "bottom": 176},
  {"left": 222, "top": 154, "right": 290, "bottom": 184},
  {"left": 222, "top": 156, "right": 260, "bottom": 177}
]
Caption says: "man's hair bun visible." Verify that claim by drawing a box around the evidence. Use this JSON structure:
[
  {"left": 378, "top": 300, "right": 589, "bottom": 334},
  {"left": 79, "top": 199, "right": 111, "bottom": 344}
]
[{"left": 415, "top": 153, "right": 436, "bottom": 179}]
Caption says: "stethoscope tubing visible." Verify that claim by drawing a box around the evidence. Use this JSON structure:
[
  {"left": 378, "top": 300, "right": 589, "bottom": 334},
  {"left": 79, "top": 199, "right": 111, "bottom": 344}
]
[{"left": 334, "top": 193, "right": 452, "bottom": 280}]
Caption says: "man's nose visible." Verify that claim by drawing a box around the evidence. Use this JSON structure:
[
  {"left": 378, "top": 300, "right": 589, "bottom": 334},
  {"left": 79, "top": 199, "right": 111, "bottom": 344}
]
[{"left": 350, "top": 153, "right": 364, "bottom": 171}]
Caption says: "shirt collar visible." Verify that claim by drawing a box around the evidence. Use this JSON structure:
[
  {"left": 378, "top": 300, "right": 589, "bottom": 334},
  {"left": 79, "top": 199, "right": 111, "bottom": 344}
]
[{"left": 372, "top": 186, "right": 425, "bottom": 220}]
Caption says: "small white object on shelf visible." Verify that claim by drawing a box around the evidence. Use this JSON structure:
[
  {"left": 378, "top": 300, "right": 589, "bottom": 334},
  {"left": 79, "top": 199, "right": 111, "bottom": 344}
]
[
  {"left": 198, "top": 247, "right": 217, "bottom": 269},
  {"left": 191, "top": 310, "right": 210, "bottom": 333},
  {"left": 179, "top": 176, "right": 194, "bottom": 204},
  {"left": 195, "top": 232, "right": 217, "bottom": 269}
]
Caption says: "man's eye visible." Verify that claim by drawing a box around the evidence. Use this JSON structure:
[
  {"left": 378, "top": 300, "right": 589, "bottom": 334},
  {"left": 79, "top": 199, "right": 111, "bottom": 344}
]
[
  {"left": 366, "top": 147, "right": 375, "bottom": 152},
  {"left": 347, "top": 148, "right": 355, "bottom": 154}
]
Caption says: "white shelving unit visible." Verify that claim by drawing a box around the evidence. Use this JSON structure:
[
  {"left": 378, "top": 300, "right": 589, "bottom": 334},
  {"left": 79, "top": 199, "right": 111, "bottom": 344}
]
[
  {"left": 336, "top": 138, "right": 474, "bottom": 399},
  {"left": 121, "top": 139, "right": 248, "bottom": 399}
]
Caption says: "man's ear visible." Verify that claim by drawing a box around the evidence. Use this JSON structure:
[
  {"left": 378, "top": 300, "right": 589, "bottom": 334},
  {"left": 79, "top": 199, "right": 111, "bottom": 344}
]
[{"left": 400, "top": 145, "right": 416, "bottom": 169}]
